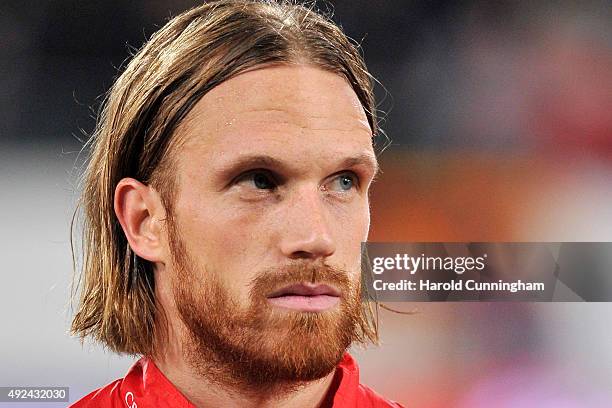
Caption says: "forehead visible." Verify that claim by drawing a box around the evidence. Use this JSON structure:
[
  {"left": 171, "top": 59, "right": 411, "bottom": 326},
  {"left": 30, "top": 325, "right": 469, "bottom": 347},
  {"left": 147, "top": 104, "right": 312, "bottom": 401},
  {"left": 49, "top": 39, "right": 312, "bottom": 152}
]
[{"left": 175, "top": 64, "right": 373, "bottom": 161}]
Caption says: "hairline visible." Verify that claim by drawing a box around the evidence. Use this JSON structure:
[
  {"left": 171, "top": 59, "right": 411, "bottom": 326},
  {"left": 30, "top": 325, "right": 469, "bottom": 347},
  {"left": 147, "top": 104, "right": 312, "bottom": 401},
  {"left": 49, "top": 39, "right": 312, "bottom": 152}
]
[{"left": 151, "top": 59, "right": 375, "bottom": 212}]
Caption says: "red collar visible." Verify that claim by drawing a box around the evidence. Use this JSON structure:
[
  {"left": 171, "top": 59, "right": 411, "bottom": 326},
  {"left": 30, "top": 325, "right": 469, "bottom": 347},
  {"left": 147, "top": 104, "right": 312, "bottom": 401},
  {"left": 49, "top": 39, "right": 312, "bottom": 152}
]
[{"left": 71, "top": 353, "right": 402, "bottom": 407}]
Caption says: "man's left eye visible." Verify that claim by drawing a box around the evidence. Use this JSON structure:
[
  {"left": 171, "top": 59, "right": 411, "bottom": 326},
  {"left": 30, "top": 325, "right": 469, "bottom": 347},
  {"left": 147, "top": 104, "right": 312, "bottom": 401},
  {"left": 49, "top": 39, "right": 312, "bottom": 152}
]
[{"left": 328, "top": 173, "right": 358, "bottom": 192}]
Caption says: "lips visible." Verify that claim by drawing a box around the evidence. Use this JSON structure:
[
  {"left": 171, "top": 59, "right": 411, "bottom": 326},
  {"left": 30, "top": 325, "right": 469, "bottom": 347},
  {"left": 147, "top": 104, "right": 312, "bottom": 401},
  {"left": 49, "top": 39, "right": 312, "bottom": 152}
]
[
  {"left": 267, "top": 283, "right": 341, "bottom": 298},
  {"left": 267, "top": 283, "right": 341, "bottom": 312}
]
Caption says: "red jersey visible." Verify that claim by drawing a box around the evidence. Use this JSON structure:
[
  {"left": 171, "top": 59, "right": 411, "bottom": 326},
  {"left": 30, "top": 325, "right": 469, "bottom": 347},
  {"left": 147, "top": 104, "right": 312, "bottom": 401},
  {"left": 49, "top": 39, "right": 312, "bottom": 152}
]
[{"left": 71, "top": 353, "right": 404, "bottom": 407}]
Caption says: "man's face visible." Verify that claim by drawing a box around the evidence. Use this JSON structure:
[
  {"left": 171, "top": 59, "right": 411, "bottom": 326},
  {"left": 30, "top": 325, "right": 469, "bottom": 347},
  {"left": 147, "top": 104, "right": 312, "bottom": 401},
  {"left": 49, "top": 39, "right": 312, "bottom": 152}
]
[{"left": 160, "top": 64, "right": 378, "bottom": 388}]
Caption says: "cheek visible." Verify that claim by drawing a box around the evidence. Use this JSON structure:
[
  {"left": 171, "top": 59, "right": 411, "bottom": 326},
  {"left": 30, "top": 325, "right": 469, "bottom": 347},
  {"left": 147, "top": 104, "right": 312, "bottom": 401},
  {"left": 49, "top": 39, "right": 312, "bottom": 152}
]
[
  {"left": 174, "top": 197, "right": 269, "bottom": 295},
  {"left": 329, "top": 198, "right": 370, "bottom": 266},
  {"left": 340, "top": 197, "right": 370, "bottom": 235}
]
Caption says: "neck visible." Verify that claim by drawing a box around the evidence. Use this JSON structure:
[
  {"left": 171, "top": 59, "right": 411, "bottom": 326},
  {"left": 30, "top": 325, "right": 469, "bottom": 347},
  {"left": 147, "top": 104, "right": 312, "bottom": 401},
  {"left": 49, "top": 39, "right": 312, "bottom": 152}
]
[{"left": 152, "top": 338, "right": 340, "bottom": 408}]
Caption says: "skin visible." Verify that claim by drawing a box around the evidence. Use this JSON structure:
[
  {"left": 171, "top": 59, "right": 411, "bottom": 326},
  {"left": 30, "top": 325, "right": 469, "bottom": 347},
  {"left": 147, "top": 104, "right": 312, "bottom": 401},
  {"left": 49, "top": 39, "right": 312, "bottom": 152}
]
[{"left": 114, "top": 64, "right": 378, "bottom": 408}]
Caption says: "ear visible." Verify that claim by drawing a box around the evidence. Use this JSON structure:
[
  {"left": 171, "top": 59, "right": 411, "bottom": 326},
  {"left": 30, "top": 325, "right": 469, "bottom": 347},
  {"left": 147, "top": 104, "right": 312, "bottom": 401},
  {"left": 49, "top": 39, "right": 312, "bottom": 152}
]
[{"left": 114, "top": 177, "right": 166, "bottom": 263}]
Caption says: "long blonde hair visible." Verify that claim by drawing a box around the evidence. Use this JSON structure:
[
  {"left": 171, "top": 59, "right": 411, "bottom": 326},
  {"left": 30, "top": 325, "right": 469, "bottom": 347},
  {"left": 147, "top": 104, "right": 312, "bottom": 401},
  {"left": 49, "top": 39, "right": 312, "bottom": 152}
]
[{"left": 71, "top": 0, "right": 380, "bottom": 356}]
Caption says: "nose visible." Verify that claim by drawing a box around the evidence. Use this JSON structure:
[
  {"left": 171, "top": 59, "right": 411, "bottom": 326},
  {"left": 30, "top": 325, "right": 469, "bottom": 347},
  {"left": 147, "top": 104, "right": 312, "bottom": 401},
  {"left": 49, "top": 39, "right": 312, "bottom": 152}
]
[{"left": 278, "top": 186, "right": 336, "bottom": 261}]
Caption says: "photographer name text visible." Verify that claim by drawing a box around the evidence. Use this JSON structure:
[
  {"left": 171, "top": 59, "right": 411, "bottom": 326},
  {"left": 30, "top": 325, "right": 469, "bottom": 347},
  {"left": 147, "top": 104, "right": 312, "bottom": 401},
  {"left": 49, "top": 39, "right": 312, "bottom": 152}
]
[{"left": 373, "top": 279, "right": 545, "bottom": 293}]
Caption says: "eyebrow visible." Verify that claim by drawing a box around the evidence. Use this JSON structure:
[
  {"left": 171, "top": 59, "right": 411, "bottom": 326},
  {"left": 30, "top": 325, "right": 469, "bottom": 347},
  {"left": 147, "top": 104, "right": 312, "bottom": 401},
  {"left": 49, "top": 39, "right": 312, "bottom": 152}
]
[
  {"left": 216, "top": 156, "right": 287, "bottom": 183},
  {"left": 215, "top": 152, "right": 379, "bottom": 183},
  {"left": 340, "top": 153, "right": 380, "bottom": 177}
]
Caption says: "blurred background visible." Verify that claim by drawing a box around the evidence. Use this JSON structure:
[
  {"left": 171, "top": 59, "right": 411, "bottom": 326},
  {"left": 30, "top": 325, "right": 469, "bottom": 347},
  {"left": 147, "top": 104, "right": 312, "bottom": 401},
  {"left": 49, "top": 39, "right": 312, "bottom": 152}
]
[{"left": 1, "top": 0, "right": 611, "bottom": 406}]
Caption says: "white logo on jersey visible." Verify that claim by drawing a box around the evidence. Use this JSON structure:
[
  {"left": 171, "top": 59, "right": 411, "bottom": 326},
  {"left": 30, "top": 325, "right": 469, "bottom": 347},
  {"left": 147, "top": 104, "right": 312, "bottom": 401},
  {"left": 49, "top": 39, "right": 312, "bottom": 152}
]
[{"left": 125, "top": 391, "right": 138, "bottom": 408}]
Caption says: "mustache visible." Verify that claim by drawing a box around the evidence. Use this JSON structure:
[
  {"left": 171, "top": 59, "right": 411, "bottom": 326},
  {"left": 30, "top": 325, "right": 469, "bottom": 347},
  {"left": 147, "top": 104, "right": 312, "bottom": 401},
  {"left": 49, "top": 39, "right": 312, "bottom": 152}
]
[{"left": 248, "top": 261, "right": 352, "bottom": 299}]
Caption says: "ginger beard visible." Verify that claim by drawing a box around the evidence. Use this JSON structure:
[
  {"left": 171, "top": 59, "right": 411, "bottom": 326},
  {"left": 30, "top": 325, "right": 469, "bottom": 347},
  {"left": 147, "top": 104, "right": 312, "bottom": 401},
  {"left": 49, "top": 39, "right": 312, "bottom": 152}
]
[{"left": 166, "top": 220, "right": 368, "bottom": 391}]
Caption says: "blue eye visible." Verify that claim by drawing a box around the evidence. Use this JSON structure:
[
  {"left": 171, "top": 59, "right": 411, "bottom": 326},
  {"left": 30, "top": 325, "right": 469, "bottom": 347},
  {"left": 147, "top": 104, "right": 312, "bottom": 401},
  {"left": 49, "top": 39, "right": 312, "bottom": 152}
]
[
  {"left": 330, "top": 173, "right": 357, "bottom": 191},
  {"left": 339, "top": 175, "right": 353, "bottom": 190}
]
